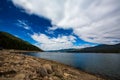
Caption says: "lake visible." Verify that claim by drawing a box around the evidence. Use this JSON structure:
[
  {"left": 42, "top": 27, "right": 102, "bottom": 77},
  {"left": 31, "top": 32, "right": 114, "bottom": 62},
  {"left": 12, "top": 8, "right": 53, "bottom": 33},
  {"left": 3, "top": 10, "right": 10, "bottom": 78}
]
[{"left": 24, "top": 52, "right": 120, "bottom": 79}]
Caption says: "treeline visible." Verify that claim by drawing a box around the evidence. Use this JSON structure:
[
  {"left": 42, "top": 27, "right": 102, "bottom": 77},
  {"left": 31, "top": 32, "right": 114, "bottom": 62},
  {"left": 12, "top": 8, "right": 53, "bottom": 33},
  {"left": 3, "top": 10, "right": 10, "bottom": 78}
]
[{"left": 0, "top": 31, "right": 43, "bottom": 51}]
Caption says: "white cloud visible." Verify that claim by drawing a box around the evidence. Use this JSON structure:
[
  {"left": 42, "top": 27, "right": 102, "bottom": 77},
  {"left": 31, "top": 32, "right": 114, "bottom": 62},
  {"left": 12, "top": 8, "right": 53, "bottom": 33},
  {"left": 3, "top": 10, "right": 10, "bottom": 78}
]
[
  {"left": 12, "top": 0, "right": 120, "bottom": 45},
  {"left": 31, "top": 33, "right": 77, "bottom": 50},
  {"left": 17, "top": 20, "right": 31, "bottom": 30},
  {"left": 74, "top": 15, "right": 120, "bottom": 44},
  {"left": 31, "top": 33, "right": 94, "bottom": 50}
]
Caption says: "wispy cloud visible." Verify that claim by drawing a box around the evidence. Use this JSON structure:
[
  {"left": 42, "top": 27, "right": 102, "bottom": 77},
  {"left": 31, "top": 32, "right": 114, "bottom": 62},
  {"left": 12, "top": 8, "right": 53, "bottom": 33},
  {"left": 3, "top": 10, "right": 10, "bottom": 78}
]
[
  {"left": 16, "top": 20, "right": 31, "bottom": 30},
  {"left": 12, "top": 0, "right": 120, "bottom": 45}
]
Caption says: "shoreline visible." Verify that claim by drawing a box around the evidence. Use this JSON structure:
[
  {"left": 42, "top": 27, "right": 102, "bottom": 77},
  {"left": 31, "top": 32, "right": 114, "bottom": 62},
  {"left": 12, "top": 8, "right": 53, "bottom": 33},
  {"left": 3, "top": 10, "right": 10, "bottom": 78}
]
[
  {"left": 0, "top": 51, "right": 106, "bottom": 80},
  {"left": 0, "top": 50, "right": 42, "bottom": 53}
]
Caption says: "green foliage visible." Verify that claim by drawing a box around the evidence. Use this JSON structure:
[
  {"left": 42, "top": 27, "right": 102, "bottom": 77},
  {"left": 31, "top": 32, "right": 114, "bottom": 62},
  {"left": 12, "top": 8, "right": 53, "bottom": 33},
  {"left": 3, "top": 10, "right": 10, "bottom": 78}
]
[{"left": 0, "top": 31, "right": 43, "bottom": 51}]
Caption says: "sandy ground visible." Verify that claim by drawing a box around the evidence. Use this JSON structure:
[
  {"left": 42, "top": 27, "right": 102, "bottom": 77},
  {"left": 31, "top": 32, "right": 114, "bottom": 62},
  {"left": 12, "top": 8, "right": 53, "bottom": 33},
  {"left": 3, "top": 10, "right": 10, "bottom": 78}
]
[{"left": 0, "top": 51, "right": 106, "bottom": 80}]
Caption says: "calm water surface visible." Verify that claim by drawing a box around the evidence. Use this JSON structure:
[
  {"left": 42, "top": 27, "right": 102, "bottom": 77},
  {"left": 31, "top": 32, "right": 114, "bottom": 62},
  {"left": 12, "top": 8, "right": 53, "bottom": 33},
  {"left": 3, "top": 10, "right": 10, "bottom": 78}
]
[{"left": 24, "top": 52, "right": 120, "bottom": 79}]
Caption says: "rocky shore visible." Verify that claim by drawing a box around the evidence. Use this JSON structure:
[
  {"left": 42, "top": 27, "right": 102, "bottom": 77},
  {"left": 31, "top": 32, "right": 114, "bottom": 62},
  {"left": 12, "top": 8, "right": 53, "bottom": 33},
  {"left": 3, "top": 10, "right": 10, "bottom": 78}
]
[{"left": 0, "top": 51, "right": 105, "bottom": 80}]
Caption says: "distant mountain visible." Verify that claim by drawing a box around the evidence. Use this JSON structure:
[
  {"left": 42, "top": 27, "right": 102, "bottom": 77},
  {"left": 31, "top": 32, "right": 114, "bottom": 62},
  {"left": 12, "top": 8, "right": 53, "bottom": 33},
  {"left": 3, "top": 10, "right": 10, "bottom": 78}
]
[
  {"left": 51, "top": 44, "right": 120, "bottom": 53},
  {"left": 79, "top": 44, "right": 120, "bottom": 53},
  {"left": 48, "top": 48, "right": 80, "bottom": 52},
  {"left": 0, "top": 31, "right": 43, "bottom": 51}
]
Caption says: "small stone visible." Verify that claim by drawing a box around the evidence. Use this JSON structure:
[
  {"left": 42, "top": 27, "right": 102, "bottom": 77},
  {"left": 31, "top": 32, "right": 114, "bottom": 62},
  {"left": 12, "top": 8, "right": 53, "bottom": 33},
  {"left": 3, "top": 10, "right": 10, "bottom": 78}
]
[
  {"left": 51, "top": 76, "right": 61, "bottom": 80},
  {"left": 36, "top": 67, "right": 48, "bottom": 77},
  {"left": 64, "top": 73, "right": 70, "bottom": 77},
  {"left": 14, "top": 73, "right": 26, "bottom": 80},
  {"left": 0, "top": 57, "right": 4, "bottom": 61}
]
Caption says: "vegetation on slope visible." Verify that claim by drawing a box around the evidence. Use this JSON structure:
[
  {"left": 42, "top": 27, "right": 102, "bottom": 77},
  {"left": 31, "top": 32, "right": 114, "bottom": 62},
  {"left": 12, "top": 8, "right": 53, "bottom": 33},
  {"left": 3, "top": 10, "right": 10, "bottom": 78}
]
[{"left": 0, "top": 31, "right": 42, "bottom": 51}]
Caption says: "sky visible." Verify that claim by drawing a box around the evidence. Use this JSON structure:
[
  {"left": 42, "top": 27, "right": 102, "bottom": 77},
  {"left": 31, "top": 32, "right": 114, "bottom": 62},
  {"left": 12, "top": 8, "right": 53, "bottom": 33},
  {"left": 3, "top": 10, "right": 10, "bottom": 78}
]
[{"left": 0, "top": 0, "right": 120, "bottom": 51}]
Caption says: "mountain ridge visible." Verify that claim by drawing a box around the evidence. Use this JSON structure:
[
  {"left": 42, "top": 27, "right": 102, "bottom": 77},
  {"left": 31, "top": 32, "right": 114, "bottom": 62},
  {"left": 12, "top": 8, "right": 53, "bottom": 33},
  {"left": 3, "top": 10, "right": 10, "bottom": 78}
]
[{"left": 50, "top": 44, "right": 120, "bottom": 53}]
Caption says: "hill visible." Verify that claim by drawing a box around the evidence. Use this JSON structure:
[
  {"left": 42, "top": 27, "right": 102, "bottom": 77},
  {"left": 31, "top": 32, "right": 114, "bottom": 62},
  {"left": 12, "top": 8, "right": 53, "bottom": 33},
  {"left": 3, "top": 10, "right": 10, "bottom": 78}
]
[
  {"left": 51, "top": 44, "right": 120, "bottom": 53},
  {"left": 0, "top": 31, "right": 43, "bottom": 51},
  {"left": 79, "top": 44, "right": 120, "bottom": 53}
]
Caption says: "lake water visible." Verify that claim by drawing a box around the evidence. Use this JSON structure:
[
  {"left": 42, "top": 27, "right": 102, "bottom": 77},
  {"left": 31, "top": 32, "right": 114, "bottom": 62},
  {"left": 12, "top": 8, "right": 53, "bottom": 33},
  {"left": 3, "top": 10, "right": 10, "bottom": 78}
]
[{"left": 24, "top": 52, "right": 120, "bottom": 79}]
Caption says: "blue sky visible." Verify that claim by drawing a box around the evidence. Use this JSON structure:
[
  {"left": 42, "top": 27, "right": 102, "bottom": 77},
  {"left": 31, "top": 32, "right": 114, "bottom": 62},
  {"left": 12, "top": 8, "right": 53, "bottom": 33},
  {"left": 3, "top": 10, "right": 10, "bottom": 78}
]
[{"left": 0, "top": 0, "right": 120, "bottom": 50}]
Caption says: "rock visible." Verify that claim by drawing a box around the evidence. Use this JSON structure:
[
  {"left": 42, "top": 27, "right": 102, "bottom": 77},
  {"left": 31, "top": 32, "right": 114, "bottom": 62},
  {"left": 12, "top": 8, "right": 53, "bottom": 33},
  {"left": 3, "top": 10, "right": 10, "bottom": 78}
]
[
  {"left": 50, "top": 76, "right": 61, "bottom": 80},
  {"left": 0, "top": 62, "right": 4, "bottom": 67},
  {"left": 36, "top": 67, "right": 48, "bottom": 77},
  {"left": 14, "top": 73, "right": 26, "bottom": 80},
  {"left": 0, "top": 57, "right": 4, "bottom": 61},
  {"left": 43, "top": 64, "right": 53, "bottom": 74},
  {"left": 0, "top": 70, "right": 16, "bottom": 77},
  {"left": 52, "top": 65, "right": 63, "bottom": 78},
  {"left": 64, "top": 73, "right": 70, "bottom": 77},
  {"left": 52, "top": 65, "right": 58, "bottom": 72}
]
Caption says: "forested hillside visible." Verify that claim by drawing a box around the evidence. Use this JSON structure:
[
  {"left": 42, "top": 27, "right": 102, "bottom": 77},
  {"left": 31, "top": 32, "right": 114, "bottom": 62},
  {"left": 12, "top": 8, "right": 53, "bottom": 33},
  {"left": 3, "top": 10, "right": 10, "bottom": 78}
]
[{"left": 0, "top": 31, "right": 43, "bottom": 51}]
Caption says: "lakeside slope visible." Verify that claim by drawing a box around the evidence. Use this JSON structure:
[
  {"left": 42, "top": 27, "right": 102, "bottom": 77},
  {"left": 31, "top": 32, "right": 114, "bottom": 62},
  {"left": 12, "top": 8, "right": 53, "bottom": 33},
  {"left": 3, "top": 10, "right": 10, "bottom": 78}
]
[
  {"left": 0, "top": 31, "right": 43, "bottom": 51},
  {"left": 0, "top": 51, "right": 105, "bottom": 80}
]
